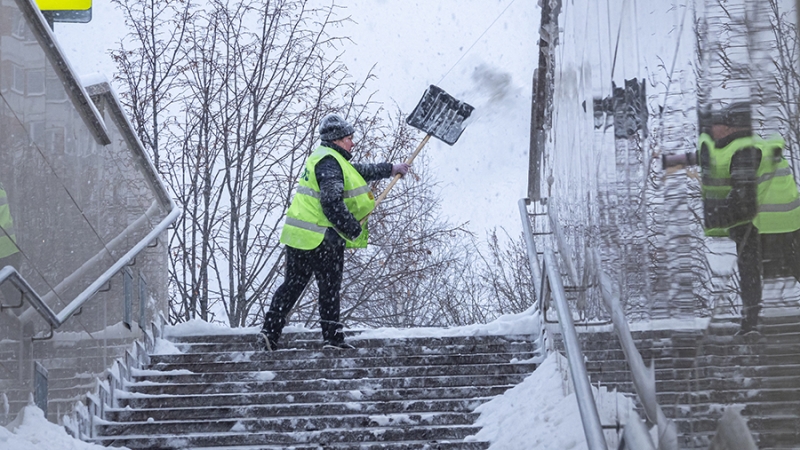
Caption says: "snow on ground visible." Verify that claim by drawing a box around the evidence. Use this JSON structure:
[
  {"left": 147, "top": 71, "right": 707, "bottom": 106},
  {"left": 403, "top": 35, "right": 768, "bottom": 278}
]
[
  {"left": 5, "top": 308, "right": 638, "bottom": 449},
  {"left": 1, "top": 405, "right": 125, "bottom": 450},
  {"left": 469, "top": 352, "right": 634, "bottom": 450},
  {"left": 2, "top": 352, "right": 633, "bottom": 450},
  {"left": 163, "top": 305, "right": 541, "bottom": 338}
]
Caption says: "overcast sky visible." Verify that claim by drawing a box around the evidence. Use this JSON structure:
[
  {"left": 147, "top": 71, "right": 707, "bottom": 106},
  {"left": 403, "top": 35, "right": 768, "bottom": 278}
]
[{"left": 54, "top": 0, "right": 538, "bottom": 238}]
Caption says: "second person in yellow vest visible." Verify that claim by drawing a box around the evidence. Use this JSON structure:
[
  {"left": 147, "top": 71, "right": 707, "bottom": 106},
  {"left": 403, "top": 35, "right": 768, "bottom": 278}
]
[
  {"left": 699, "top": 102, "right": 800, "bottom": 335},
  {"left": 258, "top": 113, "right": 410, "bottom": 350}
]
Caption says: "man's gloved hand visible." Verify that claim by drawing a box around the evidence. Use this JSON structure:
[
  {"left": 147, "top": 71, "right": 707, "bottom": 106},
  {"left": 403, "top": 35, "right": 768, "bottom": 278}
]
[{"left": 392, "top": 163, "right": 410, "bottom": 177}]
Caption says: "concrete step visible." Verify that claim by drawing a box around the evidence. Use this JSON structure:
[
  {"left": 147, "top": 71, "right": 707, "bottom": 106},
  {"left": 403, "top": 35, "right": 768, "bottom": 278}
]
[
  {"left": 105, "top": 398, "right": 490, "bottom": 423},
  {"left": 146, "top": 352, "right": 535, "bottom": 373},
  {"left": 98, "top": 412, "right": 481, "bottom": 437},
  {"left": 126, "top": 373, "right": 530, "bottom": 396},
  {"left": 90, "top": 331, "right": 538, "bottom": 450},
  {"left": 178, "top": 442, "right": 489, "bottom": 450},
  {"left": 117, "top": 385, "right": 515, "bottom": 409},
  {"left": 175, "top": 342, "right": 535, "bottom": 359},
  {"left": 169, "top": 333, "right": 532, "bottom": 347},
  {"left": 131, "top": 362, "right": 538, "bottom": 383},
  {"left": 94, "top": 424, "right": 483, "bottom": 448}
]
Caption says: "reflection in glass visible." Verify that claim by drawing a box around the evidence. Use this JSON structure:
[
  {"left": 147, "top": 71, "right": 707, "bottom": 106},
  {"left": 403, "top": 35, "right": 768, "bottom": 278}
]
[{"left": 1, "top": 0, "right": 171, "bottom": 426}]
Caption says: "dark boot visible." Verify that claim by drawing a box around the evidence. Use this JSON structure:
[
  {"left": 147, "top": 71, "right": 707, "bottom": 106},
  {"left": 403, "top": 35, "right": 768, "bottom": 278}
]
[{"left": 256, "top": 331, "right": 278, "bottom": 351}]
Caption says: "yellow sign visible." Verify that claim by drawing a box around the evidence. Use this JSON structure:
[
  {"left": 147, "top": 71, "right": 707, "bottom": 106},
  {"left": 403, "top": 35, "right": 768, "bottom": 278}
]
[{"left": 35, "top": 0, "right": 91, "bottom": 11}]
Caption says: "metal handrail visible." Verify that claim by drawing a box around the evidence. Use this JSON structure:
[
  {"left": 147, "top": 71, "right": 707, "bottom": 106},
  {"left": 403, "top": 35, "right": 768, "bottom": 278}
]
[
  {"left": 547, "top": 201, "right": 580, "bottom": 286},
  {"left": 518, "top": 198, "right": 543, "bottom": 304},
  {"left": 1, "top": 205, "right": 179, "bottom": 330},
  {"left": 543, "top": 249, "right": 607, "bottom": 450},
  {"left": 520, "top": 197, "right": 606, "bottom": 450},
  {"left": 519, "top": 198, "right": 548, "bottom": 359}
]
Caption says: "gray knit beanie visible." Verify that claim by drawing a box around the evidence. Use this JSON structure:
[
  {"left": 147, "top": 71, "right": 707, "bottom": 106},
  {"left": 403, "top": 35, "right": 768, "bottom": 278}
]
[{"left": 319, "top": 114, "right": 355, "bottom": 142}]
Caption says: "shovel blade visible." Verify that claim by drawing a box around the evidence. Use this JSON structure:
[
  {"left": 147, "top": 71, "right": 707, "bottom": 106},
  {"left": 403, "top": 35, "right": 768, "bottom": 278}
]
[{"left": 406, "top": 85, "right": 475, "bottom": 145}]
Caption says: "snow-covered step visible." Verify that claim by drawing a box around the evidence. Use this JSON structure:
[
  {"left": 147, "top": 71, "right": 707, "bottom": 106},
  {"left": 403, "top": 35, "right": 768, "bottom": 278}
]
[
  {"left": 104, "top": 398, "right": 489, "bottom": 423},
  {"left": 95, "top": 424, "right": 485, "bottom": 448},
  {"left": 98, "top": 412, "right": 481, "bottom": 436},
  {"left": 130, "top": 363, "right": 536, "bottom": 384},
  {"left": 126, "top": 373, "right": 529, "bottom": 396},
  {"left": 92, "top": 331, "right": 538, "bottom": 449},
  {"left": 117, "top": 385, "right": 517, "bottom": 409},
  {"left": 555, "top": 315, "right": 800, "bottom": 449}
]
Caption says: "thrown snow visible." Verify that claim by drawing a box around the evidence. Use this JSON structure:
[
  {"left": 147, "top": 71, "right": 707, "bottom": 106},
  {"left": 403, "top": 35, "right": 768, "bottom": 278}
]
[{"left": 1, "top": 405, "right": 128, "bottom": 450}]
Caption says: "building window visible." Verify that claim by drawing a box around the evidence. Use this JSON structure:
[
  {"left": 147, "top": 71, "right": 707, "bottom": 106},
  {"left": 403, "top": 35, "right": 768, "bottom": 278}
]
[
  {"left": 12, "top": 65, "right": 25, "bottom": 94},
  {"left": 26, "top": 70, "right": 45, "bottom": 96},
  {"left": 28, "top": 121, "right": 45, "bottom": 143},
  {"left": 11, "top": 14, "right": 35, "bottom": 42},
  {"left": 46, "top": 73, "right": 68, "bottom": 102}
]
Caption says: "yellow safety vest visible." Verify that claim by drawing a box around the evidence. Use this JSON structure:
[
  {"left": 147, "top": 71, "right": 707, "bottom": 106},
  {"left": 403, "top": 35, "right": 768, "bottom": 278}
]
[
  {"left": 280, "top": 146, "right": 375, "bottom": 250},
  {"left": 0, "top": 185, "right": 18, "bottom": 260},
  {"left": 700, "top": 134, "right": 800, "bottom": 236},
  {"left": 752, "top": 136, "right": 800, "bottom": 234}
]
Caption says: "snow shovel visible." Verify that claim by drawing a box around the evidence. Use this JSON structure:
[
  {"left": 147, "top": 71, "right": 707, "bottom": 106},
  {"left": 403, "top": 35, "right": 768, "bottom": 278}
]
[{"left": 371, "top": 85, "right": 475, "bottom": 210}]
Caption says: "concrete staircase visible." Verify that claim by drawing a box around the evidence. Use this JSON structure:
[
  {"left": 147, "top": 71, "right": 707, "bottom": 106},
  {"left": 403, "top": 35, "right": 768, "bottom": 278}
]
[
  {"left": 91, "top": 331, "right": 539, "bottom": 449},
  {"left": 560, "top": 314, "right": 800, "bottom": 449}
]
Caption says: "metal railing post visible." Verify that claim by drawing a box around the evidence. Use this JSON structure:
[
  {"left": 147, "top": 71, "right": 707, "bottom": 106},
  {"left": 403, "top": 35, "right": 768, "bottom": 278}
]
[
  {"left": 544, "top": 249, "right": 607, "bottom": 450},
  {"left": 518, "top": 198, "right": 543, "bottom": 303}
]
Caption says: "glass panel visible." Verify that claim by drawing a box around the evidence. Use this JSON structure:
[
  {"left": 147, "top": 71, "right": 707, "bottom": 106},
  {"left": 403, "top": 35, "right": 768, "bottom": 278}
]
[
  {"left": 0, "top": 0, "right": 171, "bottom": 425},
  {"left": 543, "top": 0, "right": 800, "bottom": 447}
]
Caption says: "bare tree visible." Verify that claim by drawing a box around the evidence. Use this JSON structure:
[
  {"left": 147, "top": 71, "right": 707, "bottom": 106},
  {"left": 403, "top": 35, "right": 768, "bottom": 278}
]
[
  {"left": 111, "top": 0, "right": 191, "bottom": 170},
  {"left": 114, "top": 0, "right": 361, "bottom": 324},
  {"left": 114, "top": 0, "right": 538, "bottom": 328}
]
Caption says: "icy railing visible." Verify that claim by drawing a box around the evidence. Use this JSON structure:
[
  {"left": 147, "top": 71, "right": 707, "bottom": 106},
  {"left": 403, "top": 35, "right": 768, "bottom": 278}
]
[{"left": 0, "top": 0, "right": 178, "bottom": 425}]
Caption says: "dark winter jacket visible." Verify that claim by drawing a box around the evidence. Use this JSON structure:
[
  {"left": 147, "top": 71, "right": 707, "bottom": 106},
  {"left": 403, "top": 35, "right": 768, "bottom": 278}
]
[
  {"left": 720, "top": 130, "right": 761, "bottom": 223},
  {"left": 317, "top": 141, "right": 392, "bottom": 243}
]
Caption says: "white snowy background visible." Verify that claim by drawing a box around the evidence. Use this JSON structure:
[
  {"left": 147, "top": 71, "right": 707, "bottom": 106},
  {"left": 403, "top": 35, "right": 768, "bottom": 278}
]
[
  {"left": 53, "top": 0, "right": 537, "bottom": 238},
  {"left": 2, "top": 1, "right": 639, "bottom": 448}
]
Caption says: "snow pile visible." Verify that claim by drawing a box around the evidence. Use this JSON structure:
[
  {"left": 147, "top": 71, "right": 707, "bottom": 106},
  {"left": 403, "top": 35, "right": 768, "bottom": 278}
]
[
  {"left": 469, "top": 352, "right": 633, "bottom": 450},
  {"left": 1, "top": 405, "right": 126, "bottom": 450},
  {"left": 152, "top": 337, "right": 183, "bottom": 355},
  {"left": 164, "top": 307, "right": 540, "bottom": 340},
  {"left": 353, "top": 306, "right": 540, "bottom": 340}
]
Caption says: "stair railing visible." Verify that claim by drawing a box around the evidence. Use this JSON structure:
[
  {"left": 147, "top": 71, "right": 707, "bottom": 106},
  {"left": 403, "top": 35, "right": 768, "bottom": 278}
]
[
  {"left": 518, "top": 198, "right": 546, "bottom": 358},
  {"left": 522, "top": 198, "right": 606, "bottom": 450},
  {"left": 1, "top": 205, "right": 179, "bottom": 331},
  {"left": 542, "top": 249, "right": 607, "bottom": 449},
  {"left": 521, "top": 197, "right": 678, "bottom": 449}
]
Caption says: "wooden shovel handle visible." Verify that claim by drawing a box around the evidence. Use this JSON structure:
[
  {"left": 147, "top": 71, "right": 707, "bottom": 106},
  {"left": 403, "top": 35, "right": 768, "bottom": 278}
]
[{"left": 361, "top": 133, "right": 432, "bottom": 224}]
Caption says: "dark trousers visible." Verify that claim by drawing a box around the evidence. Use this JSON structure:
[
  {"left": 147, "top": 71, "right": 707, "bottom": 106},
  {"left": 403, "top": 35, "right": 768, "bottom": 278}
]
[
  {"left": 729, "top": 224, "right": 762, "bottom": 329},
  {"left": 262, "top": 233, "right": 345, "bottom": 343}
]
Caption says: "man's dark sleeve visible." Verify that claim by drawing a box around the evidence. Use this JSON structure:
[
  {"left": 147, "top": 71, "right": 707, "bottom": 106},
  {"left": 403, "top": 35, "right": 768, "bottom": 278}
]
[
  {"left": 316, "top": 156, "right": 362, "bottom": 240},
  {"left": 729, "top": 146, "right": 761, "bottom": 222},
  {"left": 352, "top": 162, "right": 392, "bottom": 182}
]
